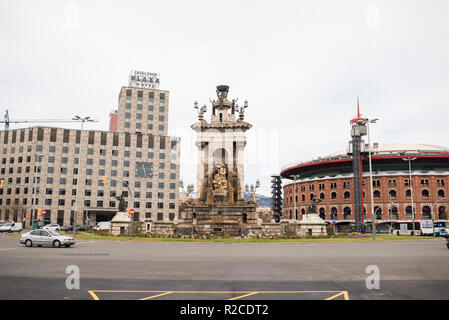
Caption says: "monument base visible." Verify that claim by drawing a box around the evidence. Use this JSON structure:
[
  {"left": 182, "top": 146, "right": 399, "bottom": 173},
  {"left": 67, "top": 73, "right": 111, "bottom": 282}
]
[
  {"left": 297, "top": 214, "right": 328, "bottom": 237},
  {"left": 110, "top": 211, "right": 131, "bottom": 236}
]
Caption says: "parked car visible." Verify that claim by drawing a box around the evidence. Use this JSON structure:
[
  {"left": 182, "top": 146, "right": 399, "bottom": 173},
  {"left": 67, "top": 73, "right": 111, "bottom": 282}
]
[
  {"left": 0, "top": 222, "right": 23, "bottom": 233},
  {"left": 93, "top": 222, "right": 110, "bottom": 231},
  {"left": 77, "top": 225, "right": 91, "bottom": 232},
  {"left": 20, "top": 229, "right": 75, "bottom": 248},
  {"left": 43, "top": 224, "right": 61, "bottom": 232},
  {"left": 60, "top": 224, "right": 90, "bottom": 232}
]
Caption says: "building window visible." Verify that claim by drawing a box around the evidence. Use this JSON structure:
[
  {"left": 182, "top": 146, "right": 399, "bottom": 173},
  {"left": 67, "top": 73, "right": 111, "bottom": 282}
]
[
  {"left": 388, "top": 190, "right": 397, "bottom": 199},
  {"left": 344, "top": 207, "right": 351, "bottom": 220},
  {"left": 422, "top": 206, "right": 431, "bottom": 219}
]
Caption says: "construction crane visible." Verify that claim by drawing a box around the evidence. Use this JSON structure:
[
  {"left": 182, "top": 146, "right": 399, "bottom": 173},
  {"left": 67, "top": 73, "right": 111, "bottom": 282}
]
[{"left": 1, "top": 110, "right": 98, "bottom": 130}]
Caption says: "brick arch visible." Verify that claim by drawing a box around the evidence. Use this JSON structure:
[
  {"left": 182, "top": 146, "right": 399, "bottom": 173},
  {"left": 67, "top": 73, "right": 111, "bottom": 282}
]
[
  {"left": 422, "top": 205, "right": 431, "bottom": 219},
  {"left": 438, "top": 205, "right": 447, "bottom": 220},
  {"left": 388, "top": 189, "right": 397, "bottom": 198}
]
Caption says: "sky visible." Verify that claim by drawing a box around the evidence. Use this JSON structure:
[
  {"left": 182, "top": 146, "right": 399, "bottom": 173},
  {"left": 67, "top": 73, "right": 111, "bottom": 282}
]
[{"left": 1, "top": 0, "right": 448, "bottom": 195}]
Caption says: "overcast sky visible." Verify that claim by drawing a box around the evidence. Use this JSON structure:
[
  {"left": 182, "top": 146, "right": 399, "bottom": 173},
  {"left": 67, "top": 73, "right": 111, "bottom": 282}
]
[{"left": 1, "top": 0, "right": 448, "bottom": 195}]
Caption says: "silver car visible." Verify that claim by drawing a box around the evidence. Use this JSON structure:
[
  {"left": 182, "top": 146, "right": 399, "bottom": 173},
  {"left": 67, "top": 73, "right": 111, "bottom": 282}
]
[{"left": 20, "top": 229, "right": 75, "bottom": 248}]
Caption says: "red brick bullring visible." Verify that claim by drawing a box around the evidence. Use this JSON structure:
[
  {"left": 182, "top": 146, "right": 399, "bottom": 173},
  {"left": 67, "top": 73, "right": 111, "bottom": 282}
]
[{"left": 281, "top": 145, "right": 449, "bottom": 231}]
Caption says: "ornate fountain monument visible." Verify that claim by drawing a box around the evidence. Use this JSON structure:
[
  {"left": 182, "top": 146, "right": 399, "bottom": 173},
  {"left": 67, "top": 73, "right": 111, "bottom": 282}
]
[{"left": 178, "top": 85, "right": 258, "bottom": 236}]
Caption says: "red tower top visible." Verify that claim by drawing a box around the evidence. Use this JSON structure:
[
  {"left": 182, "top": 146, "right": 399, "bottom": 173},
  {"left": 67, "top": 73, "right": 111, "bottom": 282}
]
[{"left": 350, "top": 96, "right": 367, "bottom": 125}]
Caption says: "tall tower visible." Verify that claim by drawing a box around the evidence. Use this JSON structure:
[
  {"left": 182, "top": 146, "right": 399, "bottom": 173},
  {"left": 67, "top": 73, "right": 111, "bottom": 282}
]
[
  {"left": 348, "top": 97, "right": 367, "bottom": 232},
  {"left": 193, "top": 85, "right": 252, "bottom": 204},
  {"left": 116, "top": 70, "right": 168, "bottom": 135},
  {"left": 180, "top": 85, "right": 257, "bottom": 236}
]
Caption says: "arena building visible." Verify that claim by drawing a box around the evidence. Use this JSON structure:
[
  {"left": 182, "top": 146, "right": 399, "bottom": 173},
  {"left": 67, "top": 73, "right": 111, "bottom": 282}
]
[{"left": 281, "top": 143, "right": 449, "bottom": 234}]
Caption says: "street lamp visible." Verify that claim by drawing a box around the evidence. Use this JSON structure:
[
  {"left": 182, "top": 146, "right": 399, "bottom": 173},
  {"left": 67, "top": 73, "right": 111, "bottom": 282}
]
[
  {"left": 32, "top": 154, "right": 45, "bottom": 229},
  {"left": 246, "top": 180, "right": 261, "bottom": 201},
  {"left": 366, "top": 118, "right": 378, "bottom": 240},
  {"left": 402, "top": 157, "right": 417, "bottom": 236},
  {"left": 72, "top": 116, "right": 94, "bottom": 239},
  {"left": 290, "top": 174, "right": 300, "bottom": 220}
]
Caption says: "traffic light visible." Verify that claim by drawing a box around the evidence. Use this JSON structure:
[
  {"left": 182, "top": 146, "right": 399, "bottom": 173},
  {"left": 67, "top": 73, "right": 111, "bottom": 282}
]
[
  {"left": 126, "top": 208, "right": 130, "bottom": 216},
  {"left": 103, "top": 176, "right": 107, "bottom": 185},
  {"left": 0, "top": 179, "right": 4, "bottom": 187},
  {"left": 38, "top": 208, "right": 42, "bottom": 216}
]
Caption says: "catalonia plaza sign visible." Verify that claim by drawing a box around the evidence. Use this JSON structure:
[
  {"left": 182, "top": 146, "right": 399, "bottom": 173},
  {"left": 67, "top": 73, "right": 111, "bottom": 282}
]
[{"left": 128, "top": 70, "right": 160, "bottom": 89}]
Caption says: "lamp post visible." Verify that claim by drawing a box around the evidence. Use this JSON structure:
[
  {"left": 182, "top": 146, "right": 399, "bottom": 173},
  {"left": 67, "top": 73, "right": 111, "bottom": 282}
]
[
  {"left": 402, "top": 157, "right": 417, "bottom": 236},
  {"left": 290, "top": 174, "right": 300, "bottom": 220},
  {"left": 72, "top": 116, "right": 94, "bottom": 239},
  {"left": 32, "top": 154, "right": 44, "bottom": 229},
  {"left": 366, "top": 118, "right": 378, "bottom": 240},
  {"left": 245, "top": 180, "right": 261, "bottom": 201}
]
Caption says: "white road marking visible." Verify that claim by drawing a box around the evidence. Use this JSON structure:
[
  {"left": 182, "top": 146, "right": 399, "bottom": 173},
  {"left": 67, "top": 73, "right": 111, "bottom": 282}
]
[{"left": 0, "top": 247, "right": 18, "bottom": 251}]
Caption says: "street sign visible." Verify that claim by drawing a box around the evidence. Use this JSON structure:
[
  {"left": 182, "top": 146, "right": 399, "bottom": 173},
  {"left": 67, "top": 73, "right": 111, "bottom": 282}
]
[
  {"left": 129, "top": 209, "right": 135, "bottom": 215},
  {"left": 41, "top": 210, "right": 46, "bottom": 215}
]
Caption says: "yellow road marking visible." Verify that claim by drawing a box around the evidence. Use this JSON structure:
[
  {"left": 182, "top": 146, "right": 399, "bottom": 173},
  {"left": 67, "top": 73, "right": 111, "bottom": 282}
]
[
  {"left": 325, "top": 291, "right": 350, "bottom": 300},
  {"left": 139, "top": 291, "right": 174, "bottom": 300},
  {"left": 228, "top": 292, "right": 259, "bottom": 300},
  {"left": 88, "top": 289, "right": 350, "bottom": 300},
  {"left": 87, "top": 290, "right": 100, "bottom": 301}
]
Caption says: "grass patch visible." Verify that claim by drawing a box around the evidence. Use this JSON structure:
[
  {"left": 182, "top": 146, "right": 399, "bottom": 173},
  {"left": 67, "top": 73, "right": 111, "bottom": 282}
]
[
  {"left": 3, "top": 231, "right": 440, "bottom": 243},
  {"left": 63, "top": 232, "right": 438, "bottom": 243}
]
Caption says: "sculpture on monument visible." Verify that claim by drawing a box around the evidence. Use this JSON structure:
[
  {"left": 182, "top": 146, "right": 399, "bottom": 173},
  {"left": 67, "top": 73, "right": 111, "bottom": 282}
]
[
  {"left": 212, "top": 166, "right": 228, "bottom": 192},
  {"left": 307, "top": 194, "right": 322, "bottom": 215},
  {"left": 115, "top": 195, "right": 127, "bottom": 212}
]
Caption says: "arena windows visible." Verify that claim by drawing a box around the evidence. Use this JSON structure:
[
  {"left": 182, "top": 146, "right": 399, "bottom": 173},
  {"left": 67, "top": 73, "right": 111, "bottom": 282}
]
[{"left": 388, "top": 190, "right": 397, "bottom": 199}]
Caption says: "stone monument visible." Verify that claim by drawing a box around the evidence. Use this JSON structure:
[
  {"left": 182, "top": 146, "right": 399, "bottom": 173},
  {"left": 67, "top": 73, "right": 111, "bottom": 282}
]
[
  {"left": 297, "top": 195, "right": 328, "bottom": 237},
  {"left": 178, "top": 85, "right": 257, "bottom": 236}
]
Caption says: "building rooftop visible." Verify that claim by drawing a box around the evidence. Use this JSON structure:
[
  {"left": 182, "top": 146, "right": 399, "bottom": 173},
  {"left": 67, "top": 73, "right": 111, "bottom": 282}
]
[{"left": 326, "top": 143, "right": 449, "bottom": 158}]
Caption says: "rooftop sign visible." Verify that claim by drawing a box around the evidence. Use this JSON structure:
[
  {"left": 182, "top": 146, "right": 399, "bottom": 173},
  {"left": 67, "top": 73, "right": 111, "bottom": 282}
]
[{"left": 128, "top": 70, "right": 160, "bottom": 89}]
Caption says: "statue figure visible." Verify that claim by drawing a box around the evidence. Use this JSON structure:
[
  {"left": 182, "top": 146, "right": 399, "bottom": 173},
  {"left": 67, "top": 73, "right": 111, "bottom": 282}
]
[
  {"left": 212, "top": 166, "right": 228, "bottom": 192},
  {"left": 307, "top": 195, "right": 322, "bottom": 214},
  {"left": 115, "top": 195, "right": 127, "bottom": 212},
  {"left": 238, "top": 100, "right": 248, "bottom": 120},
  {"left": 216, "top": 85, "right": 229, "bottom": 100},
  {"left": 231, "top": 98, "right": 238, "bottom": 114}
]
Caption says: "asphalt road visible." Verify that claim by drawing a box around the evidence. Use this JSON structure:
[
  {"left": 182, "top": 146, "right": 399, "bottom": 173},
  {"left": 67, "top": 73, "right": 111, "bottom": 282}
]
[{"left": 1, "top": 234, "right": 448, "bottom": 300}]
